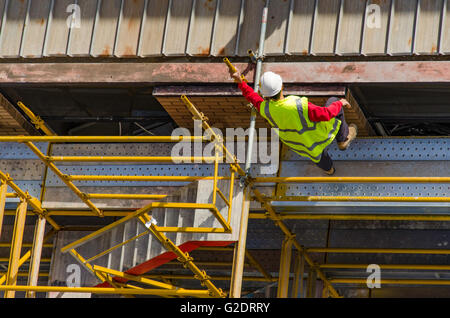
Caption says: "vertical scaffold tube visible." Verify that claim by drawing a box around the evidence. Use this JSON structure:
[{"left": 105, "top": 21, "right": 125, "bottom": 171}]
[{"left": 244, "top": 0, "right": 269, "bottom": 178}]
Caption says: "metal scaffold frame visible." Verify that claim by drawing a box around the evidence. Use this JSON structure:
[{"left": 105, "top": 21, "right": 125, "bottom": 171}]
[{"left": 0, "top": 94, "right": 449, "bottom": 298}]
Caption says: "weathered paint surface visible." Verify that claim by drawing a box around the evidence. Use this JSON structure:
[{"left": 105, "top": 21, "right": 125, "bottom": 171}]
[{"left": 0, "top": 61, "right": 448, "bottom": 84}]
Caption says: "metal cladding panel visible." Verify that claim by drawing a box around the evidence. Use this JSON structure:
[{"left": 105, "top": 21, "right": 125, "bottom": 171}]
[
  {"left": 284, "top": 0, "right": 315, "bottom": 55},
  {"left": 186, "top": 0, "right": 217, "bottom": 56},
  {"left": 139, "top": 0, "right": 170, "bottom": 57},
  {"left": 90, "top": 0, "right": 121, "bottom": 57},
  {"left": 211, "top": 0, "right": 241, "bottom": 56},
  {"left": 163, "top": 0, "right": 193, "bottom": 56},
  {"left": 440, "top": 0, "right": 450, "bottom": 54},
  {"left": 335, "top": 0, "right": 366, "bottom": 56},
  {"left": 0, "top": 0, "right": 27, "bottom": 58},
  {"left": 0, "top": 0, "right": 447, "bottom": 59},
  {"left": 20, "top": 0, "right": 52, "bottom": 58},
  {"left": 414, "top": 0, "right": 443, "bottom": 55},
  {"left": 236, "top": 0, "right": 265, "bottom": 56},
  {"left": 310, "top": 0, "right": 341, "bottom": 55},
  {"left": 263, "top": 0, "right": 291, "bottom": 56},
  {"left": 114, "top": 0, "right": 145, "bottom": 57},
  {"left": 387, "top": 0, "right": 418, "bottom": 55}
]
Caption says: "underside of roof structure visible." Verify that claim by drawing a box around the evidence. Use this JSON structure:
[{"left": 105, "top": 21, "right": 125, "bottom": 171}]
[{"left": 0, "top": 0, "right": 449, "bottom": 300}]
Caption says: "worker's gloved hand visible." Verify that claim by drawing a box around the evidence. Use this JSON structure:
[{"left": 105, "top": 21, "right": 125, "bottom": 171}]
[
  {"left": 230, "top": 71, "right": 243, "bottom": 84},
  {"left": 340, "top": 98, "right": 351, "bottom": 109}
]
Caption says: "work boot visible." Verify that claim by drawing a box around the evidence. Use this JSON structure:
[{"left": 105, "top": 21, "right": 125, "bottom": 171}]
[
  {"left": 338, "top": 124, "right": 358, "bottom": 150},
  {"left": 324, "top": 166, "right": 335, "bottom": 175}
]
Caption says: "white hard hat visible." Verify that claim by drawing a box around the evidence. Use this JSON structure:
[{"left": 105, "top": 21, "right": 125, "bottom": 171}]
[{"left": 259, "top": 72, "right": 283, "bottom": 97}]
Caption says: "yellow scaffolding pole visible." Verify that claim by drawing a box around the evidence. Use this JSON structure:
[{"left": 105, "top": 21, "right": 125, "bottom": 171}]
[
  {"left": 264, "top": 195, "right": 450, "bottom": 202},
  {"left": 4, "top": 199, "right": 27, "bottom": 298},
  {"left": 68, "top": 175, "right": 230, "bottom": 182},
  {"left": 277, "top": 235, "right": 294, "bottom": 298},
  {"left": 306, "top": 247, "right": 450, "bottom": 255},
  {"left": 249, "top": 213, "right": 450, "bottom": 222},
  {"left": 0, "top": 136, "right": 209, "bottom": 143},
  {"left": 330, "top": 279, "right": 450, "bottom": 286},
  {"left": 143, "top": 274, "right": 277, "bottom": 282},
  {"left": 253, "top": 176, "right": 450, "bottom": 183},
  {"left": 320, "top": 264, "right": 450, "bottom": 270},
  {"left": 0, "top": 285, "right": 213, "bottom": 297},
  {"left": 49, "top": 156, "right": 217, "bottom": 162},
  {"left": 0, "top": 230, "right": 55, "bottom": 285}
]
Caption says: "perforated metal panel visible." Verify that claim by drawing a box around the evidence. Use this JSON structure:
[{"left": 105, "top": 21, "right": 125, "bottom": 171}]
[
  {"left": 283, "top": 183, "right": 450, "bottom": 198},
  {"left": 283, "top": 138, "right": 450, "bottom": 161},
  {"left": 0, "top": 142, "right": 49, "bottom": 159},
  {"left": 45, "top": 163, "right": 275, "bottom": 187}
]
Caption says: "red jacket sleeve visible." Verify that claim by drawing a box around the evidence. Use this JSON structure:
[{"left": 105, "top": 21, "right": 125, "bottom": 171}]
[
  {"left": 238, "top": 82, "right": 264, "bottom": 112},
  {"left": 307, "top": 100, "right": 343, "bottom": 122}
]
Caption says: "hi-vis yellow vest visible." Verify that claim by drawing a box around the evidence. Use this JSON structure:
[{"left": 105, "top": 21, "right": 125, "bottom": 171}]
[{"left": 260, "top": 96, "right": 341, "bottom": 163}]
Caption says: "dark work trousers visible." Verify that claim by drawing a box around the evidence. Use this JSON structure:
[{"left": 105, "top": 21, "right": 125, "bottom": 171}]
[{"left": 315, "top": 97, "right": 350, "bottom": 171}]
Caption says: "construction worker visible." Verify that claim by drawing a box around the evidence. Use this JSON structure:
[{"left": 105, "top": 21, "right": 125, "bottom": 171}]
[{"left": 230, "top": 70, "right": 357, "bottom": 175}]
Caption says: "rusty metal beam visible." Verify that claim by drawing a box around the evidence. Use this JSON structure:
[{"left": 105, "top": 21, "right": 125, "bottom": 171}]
[{"left": 0, "top": 62, "right": 449, "bottom": 85}]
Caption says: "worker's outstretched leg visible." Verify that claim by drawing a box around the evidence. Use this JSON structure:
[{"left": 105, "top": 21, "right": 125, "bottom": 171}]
[
  {"left": 325, "top": 97, "right": 357, "bottom": 150},
  {"left": 315, "top": 149, "right": 335, "bottom": 175}
]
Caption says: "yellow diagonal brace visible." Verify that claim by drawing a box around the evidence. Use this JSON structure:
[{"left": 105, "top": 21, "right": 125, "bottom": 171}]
[
  {"left": 0, "top": 169, "right": 60, "bottom": 231},
  {"left": 252, "top": 188, "right": 341, "bottom": 298},
  {"left": 0, "top": 230, "right": 56, "bottom": 285},
  {"left": 138, "top": 213, "right": 226, "bottom": 298},
  {"left": 61, "top": 201, "right": 155, "bottom": 253},
  {"left": 17, "top": 101, "right": 56, "bottom": 136},
  {"left": 93, "top": 265, "right": 192, "bottom": 292},
  {"left": 245, "top": 250, "right": 272, "bottom": 280},
  {"left": 24, "top": 141, "right": 103, "bottom": 217}
]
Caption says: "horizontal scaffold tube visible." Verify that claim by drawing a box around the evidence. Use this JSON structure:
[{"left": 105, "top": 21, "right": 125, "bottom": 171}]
[
  {"left": 253, "top": 177, "right": 450, "bottom": 183},
  {"left": 329, "top": 279, "right": 450, "bottom": 286},
  {"left": 269, "top": 196, "right": 450, "bottom": 202},
  {"left": 320, "top": 264, "right": 450, "bottom": 270},
  {"left": 68, "top": 175, "right": 230, "bottom": 181},
  {"left": 306, "top": 248, "right": 450, "bottom": 254},
  {"left": 49, "top": 156, "right": 218, "bottom": 162},
  {"left": 249, "top": 213, "right": 450, "bottom": 221},
  {"left": 0, "top": 285, "right": 212, "bottom": 297},
  {"left": 0, "top": 136, "right": 209, "bottom": 143}
]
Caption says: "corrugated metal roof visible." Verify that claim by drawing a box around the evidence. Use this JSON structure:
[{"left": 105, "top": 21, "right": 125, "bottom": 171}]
[{"left": 0, "top": 0, "right": 447, "bottom": 59}]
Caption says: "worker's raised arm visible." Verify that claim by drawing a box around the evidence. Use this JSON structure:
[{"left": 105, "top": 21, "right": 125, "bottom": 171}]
[
  {"left": 230, "top": 71, "right": 264, "bottom": 111},
  {"left": 308, "top": 99, "right": 350, "bottom": 122}
]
